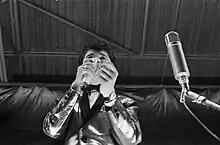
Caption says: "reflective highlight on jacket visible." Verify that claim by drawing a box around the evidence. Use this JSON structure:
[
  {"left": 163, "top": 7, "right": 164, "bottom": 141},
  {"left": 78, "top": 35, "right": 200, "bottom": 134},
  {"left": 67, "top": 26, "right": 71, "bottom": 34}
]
[{"left": 43, "top": 89, "right": 142, "bottom": 145}]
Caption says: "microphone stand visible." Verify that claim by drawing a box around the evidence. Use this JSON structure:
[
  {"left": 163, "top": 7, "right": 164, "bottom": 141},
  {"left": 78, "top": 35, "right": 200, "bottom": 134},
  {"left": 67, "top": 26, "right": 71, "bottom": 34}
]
[{"left": 178, "top": 76, "right": 220, "bottom": 112}]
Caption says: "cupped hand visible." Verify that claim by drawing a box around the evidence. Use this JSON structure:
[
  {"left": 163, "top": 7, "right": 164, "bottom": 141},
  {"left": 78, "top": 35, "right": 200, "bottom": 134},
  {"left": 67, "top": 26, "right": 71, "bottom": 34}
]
[
  {"left": 98, "top": 61, "right": 118, "bottom": 97},
  {"left": 72, "top": 63, "right": 96, "bottom": 87}
]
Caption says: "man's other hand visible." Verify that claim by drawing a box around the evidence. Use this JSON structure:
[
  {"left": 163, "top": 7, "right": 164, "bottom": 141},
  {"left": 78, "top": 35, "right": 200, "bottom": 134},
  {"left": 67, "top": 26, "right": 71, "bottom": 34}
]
[{"left": 99, "top": 62, "right": 118, "bottom": 97}]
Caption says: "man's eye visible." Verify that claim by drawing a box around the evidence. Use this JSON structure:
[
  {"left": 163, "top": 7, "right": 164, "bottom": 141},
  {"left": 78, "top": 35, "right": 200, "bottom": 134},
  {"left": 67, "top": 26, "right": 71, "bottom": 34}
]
[
  {"left": 87, "top": 55, "right": 94, "bottom": 59},
  {"left": 100, "top": 56, "right": 106, "bottom": 60},
  {"left": 84, "top": 59, "right": 93, "bottom": 63}
]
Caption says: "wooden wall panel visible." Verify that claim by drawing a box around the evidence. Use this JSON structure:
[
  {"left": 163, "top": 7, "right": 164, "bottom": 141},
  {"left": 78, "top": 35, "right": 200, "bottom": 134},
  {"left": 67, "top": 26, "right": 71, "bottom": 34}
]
[
  {"left": 23, "top": 55, "right": 31, "bottom": 75},
  {"left": 42, "top": 0, "right": 52, "bottom": 51},
  {"left": 145, "top": 0, "right": 179, "bottom": 54},
  {"left": 18, "top": 0, "right": 147, "bottom": 53},
  {"left": 195, "top": 0, "right": 220, "bottom": 54},
  {"left": 50, "top": 0, "right": 58, "bottom": 51},
  {"left": 5, "top": 54, "right": 220, "bottom": 85},
  {"left": 144, "top": 0, "right": 220, "bottom": 55},
  {"left": 30, "top": 0, "right": 37, "bottom": 51},
  {"left": 19, "top": 2, "right": 26, "bottom": 50},
  {"left": 57, "top": 0, "right": 66, "bottom": 52},
  {"left": 3, "top": 0, "right": 220, "bottom": 85},
  {"left": 65, "top": 0, "right": 73, "bottom": 51},
  {"left": 177, "top": 0, "right": 208, "bottom": 54},
  {"left": 4, "top": 56, "right": 18, "bottom": 79},
  {"left": 0, "top": 2, "right": 13, "bottom": 50},
  {"left": 130, "top": 0, "right": 146, "bottom": 53},
  {"left": 7, "top": 0, "right": 220, "bottom": 54}
]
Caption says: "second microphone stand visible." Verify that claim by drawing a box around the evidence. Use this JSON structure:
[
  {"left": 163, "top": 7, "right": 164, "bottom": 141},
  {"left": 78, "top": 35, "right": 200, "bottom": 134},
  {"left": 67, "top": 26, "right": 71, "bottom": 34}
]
[{"left": 179, "top": 76, "right": 220, "bottom": 112}]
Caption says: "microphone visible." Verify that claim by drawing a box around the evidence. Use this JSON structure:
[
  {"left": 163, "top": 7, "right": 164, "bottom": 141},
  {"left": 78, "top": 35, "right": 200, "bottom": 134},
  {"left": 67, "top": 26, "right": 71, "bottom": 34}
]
[
  {"left": 81, "top": 57, "right": 101, "bottom": 88},
  {"left": 165, "top": 31, "right": 190, "bottom": 90},
  {"left": 164, "top": 32, "right": 220, "bottom": 113}
]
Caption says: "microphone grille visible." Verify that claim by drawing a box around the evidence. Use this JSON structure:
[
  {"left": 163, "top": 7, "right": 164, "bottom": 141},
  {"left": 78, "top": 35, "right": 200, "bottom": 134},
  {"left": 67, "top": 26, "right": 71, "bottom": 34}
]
[{"left": 165, "top": 31, "right": 180, "bottom": 46}]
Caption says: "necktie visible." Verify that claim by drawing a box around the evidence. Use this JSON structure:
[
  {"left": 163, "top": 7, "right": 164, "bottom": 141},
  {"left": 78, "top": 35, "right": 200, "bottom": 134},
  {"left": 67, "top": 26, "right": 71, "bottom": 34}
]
[
  {"left": 80, "top": 90, "right": 90, "bottom": 123},
  {"left": 85, "top": 84, "right": 100, "bottom": 92}
]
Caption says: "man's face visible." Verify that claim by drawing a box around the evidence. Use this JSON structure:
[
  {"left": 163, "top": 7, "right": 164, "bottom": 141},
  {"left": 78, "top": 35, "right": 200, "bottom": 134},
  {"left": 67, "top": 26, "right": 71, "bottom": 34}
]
[
  {"left": 82, "top": 50, "right": 111, "bottom": 85},
  {"left": 83, "top": 50, "right": 111, "bottom": 64}
]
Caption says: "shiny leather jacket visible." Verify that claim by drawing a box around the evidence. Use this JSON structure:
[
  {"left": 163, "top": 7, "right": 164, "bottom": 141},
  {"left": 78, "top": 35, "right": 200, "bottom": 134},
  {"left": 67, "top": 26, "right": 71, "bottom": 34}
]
[{"left": 43, "top": 87, "right": 142, "bottom": 145}]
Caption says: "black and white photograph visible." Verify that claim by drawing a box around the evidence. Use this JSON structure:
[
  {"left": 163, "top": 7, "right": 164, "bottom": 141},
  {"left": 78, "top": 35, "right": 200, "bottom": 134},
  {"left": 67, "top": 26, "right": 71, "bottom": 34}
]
[{"left": 0, "top": 0, "right": 220, "bottom": 145}]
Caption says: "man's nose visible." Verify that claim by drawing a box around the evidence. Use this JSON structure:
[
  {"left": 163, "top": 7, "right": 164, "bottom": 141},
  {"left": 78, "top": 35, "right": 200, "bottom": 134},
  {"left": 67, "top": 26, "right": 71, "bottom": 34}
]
[{"left": 90, "top": 57, "right": 101, "bottom": 64}]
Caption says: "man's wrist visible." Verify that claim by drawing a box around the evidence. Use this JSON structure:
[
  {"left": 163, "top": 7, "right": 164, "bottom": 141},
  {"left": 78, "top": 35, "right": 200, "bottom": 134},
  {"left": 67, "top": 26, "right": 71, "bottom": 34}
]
[{"left": 70, "top": 83, "right": 83, "bottom": 96}]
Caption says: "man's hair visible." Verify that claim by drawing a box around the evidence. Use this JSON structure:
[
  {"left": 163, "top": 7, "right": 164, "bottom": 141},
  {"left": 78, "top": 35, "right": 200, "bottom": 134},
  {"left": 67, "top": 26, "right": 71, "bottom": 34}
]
[{"left": 78, "top": 40, "right": 116, "bottom": 66}]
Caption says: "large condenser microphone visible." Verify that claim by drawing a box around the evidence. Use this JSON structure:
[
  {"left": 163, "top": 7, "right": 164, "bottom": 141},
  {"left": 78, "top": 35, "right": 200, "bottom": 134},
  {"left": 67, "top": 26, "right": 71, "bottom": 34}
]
[
  {"left": 165, "top": 31, "right": 190, "bottom": 89},
  {"left": 164, "top": 33, "right": 220, "bottom": 116}
]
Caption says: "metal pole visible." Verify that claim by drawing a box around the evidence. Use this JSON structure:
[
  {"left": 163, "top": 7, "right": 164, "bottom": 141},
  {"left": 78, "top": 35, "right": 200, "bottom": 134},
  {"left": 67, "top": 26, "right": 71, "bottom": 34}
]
[
  {"left": 0, "top": 24, "right": 8, "bottom": 83},
  {"left": 140, "top": 0, "right": 150, "bottom": 55}
]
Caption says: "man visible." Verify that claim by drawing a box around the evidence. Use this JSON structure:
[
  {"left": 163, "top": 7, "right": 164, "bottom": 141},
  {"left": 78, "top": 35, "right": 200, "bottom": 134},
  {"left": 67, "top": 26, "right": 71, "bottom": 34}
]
[{"left": 43, "top": 40, "right": 142, "bottom": 145}]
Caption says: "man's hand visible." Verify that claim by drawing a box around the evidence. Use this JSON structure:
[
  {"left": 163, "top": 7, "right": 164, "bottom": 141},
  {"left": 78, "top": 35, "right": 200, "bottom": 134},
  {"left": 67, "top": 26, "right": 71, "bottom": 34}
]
[
  {"left": 68, "top": 135, "right": 87, "bottom": 145},
  {"left": 72, "top": 63, "right": 96, "bottom": 87},
  {"left": 99, "top": 62, "right": 118, "bottom": 97}
]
